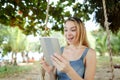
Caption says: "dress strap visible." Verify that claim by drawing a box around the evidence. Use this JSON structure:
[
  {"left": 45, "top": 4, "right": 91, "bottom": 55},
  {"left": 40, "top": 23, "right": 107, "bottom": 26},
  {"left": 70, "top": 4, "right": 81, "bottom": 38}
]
[
  {"left": 80, "top": 48, "right": 89, "bottom": 60},
  {"left": 60, "top": 47, "right": 64, "bottom": 54}
]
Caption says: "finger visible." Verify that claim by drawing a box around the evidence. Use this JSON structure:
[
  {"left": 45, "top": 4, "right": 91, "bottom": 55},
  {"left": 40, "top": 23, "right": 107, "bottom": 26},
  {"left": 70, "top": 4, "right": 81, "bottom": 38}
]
[
  {"left": 54, "top": 53, "right": 67, "bottom": 63},
  {"left": 40, "top": 56, "right": 44, "bottom": 62},
  {"left": 52, "top": 57, "right": 62, "bottom": 70},
  {"left": 52, "top": 59, "right": 59, "bottom": 67},
  {"left": 52, "top": 56, "right": 68, "bottom": 72},
  {"left": 40, "top": 59, "right": 45, "bottom": 64},
  {"left": 40, "top": 58, "right": 49, "bottom": 66},
  {"left": 51, "top": 55, "right": 63, "bottom": 65},
  {"left": 40, "top": 56, "right": 45, "bottom": 63}
]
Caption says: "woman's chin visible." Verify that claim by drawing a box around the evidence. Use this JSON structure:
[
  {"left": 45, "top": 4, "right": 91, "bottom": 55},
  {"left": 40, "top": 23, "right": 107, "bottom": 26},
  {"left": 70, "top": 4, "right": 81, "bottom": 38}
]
[{"left": 67, "top": 42, "right": 74, "bottom": 45}]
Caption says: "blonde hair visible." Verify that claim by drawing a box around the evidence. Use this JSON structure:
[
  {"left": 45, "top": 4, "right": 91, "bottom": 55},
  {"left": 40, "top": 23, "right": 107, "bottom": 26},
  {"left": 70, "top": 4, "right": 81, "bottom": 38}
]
[{"left": 65, "top": 17, "right": 90, "bottom": 47}]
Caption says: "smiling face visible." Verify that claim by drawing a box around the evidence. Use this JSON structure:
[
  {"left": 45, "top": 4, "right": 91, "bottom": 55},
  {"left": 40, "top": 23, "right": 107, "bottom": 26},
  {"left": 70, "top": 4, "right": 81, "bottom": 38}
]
[
  {"left": 64, "top": 17, "right": 89, "bottom": 47},
  {"left": 64, "top": 21, "right": 79, "bottom": 45}
]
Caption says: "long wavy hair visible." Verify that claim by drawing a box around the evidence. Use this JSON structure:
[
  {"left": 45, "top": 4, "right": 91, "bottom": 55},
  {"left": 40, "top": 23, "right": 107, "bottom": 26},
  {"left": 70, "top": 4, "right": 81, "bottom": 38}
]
[{"left": 64, "top": 17, "right": 90, "bottom": 47}]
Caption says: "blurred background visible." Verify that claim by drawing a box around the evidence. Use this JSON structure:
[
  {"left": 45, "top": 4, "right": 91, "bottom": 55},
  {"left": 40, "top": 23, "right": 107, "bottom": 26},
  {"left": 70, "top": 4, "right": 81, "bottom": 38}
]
[{"left": 0, "top": 0, "right": 120, "bottom": 80}]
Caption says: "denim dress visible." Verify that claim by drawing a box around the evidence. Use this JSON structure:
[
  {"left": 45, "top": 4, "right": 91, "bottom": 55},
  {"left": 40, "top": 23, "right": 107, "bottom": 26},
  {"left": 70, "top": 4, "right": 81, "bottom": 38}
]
[{"left": 57, "top": 48, "right": 89, "bottom": 80}]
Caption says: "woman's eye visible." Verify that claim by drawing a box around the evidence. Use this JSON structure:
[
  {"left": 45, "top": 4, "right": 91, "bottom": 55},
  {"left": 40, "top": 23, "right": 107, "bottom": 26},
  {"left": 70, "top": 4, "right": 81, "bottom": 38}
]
[
  {"left": 64, "top": 29, "right": 67, "bottom": 32},
  {"left": 71, "top": 29, "right": 76, "bottom": 31}
]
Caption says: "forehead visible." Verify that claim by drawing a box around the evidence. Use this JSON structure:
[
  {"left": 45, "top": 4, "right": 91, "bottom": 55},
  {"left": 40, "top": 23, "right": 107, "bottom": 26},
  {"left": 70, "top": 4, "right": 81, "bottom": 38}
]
[{"left": 64, "top": 21, "right": 77, "bottom": 28}]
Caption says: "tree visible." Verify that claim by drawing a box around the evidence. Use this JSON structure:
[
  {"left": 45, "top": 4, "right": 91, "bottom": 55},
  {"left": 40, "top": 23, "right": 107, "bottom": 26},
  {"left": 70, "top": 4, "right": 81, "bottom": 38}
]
[
  {"left": 1, "top": 26, "right": 27, "bottom": 65},
  {"left": 0, "top": 0, "right": 93, "bottom": 35},
  {"left": 92, "top": 27, "right": 120, "bottom": 56},
  {"left": 92, "top": 28, "right": 107, "bottom": 56},
  {"left": 85, "top": 0, "right": 120, "bottom": 33},
  {"left": 110, "top": 31, "right": 120, "bottom": 55},
  {"left": 0, "top": 24, "right": 12, "bottom": 56},
  {"left": 0, "top": 0, "right": 120, "bottom": 34},
  {"left": 0, "top": 24, "right": 8, "bottom": 46}
]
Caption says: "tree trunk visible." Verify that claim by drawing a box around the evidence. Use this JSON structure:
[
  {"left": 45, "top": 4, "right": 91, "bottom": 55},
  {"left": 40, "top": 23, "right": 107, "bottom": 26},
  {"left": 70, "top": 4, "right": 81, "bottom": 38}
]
[
  {"left": 11, "top": 52, "right": 17, "bottom": 65},
  {"left": 21, "top": 52, "right": 26, "bottom": 63},
  {"left": 25, "top": 51, "right": 29, "bottom": 63}
]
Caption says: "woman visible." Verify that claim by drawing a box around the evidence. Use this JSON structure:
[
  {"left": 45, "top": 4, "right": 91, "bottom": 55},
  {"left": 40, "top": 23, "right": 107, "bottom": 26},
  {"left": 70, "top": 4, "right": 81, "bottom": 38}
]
[{"left": 40, "top": 17, "right": 96, "bottom": 80}]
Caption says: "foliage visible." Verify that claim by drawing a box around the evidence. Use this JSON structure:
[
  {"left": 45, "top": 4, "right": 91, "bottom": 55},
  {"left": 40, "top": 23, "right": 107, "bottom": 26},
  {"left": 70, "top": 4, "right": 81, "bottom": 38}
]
[
  {"left": 0, "top": 0, "right": 119, "bottom": 35},
  {"left": 0, "top": 64, "right": 32, "bottom": 78},
  {"left": 7, "top": 27, "right": 27, "bottom": 53},
  {"left": 110, "top": 31, "right": 120, "bottom": 55},
  {"left": 85, "top": 0, "right": 120, "bottom": 33},
  {"left": 28, "top": 41, "right": 41, "bottom": 52},
  {"left": 92, "top": 28, "right": 107, "bottom": 56},
  {"left": 92, "top": 27, "right": 120, "bottom": 56},
  {"left": 0, "top": 24, "right": 27, "bottom": 56},
  {"left": 0, "top": 0, "right": 120, "bottom": 58},
  {"left": 0, "top": 25, "right": 12, "bottom": 56},
  {"left": 0, "top": 0, "right": 93, "bottom": 35},
  {"left": 0, "top": 24, "right": 8, "bottom": 46}
]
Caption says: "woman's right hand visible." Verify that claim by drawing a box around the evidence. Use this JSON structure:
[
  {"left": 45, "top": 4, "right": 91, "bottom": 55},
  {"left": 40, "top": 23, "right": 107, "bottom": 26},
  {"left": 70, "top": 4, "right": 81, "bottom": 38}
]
[{"left": 40, "top": 57, "right": 54, "bottom": 74}]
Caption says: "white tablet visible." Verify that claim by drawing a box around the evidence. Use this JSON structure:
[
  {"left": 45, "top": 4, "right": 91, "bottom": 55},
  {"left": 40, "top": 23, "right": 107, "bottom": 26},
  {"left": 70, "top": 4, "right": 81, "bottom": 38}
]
[{"left": 40, "top": 37, "right": 61, "bottom": 66}]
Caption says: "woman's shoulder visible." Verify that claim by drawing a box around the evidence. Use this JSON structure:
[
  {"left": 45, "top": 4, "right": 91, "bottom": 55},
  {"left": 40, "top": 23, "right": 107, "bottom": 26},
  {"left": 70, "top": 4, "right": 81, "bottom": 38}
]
[
  {"left": 86, "top": 47, "right": 96, "bottom": 58},
  {"left": 87, "top": 48, "right": 96, "bottom": 54}
]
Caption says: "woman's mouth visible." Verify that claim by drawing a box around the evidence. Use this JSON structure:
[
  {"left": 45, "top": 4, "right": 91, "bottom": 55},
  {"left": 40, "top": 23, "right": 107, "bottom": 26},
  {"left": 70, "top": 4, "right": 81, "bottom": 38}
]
[{"left": 67, "top": 37, "right": 74, "bottom": 42}]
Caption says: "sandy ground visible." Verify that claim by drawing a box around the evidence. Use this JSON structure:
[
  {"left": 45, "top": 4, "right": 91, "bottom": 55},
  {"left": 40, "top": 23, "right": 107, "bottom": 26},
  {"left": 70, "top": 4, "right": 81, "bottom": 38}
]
[{"left": 0, "top": 63, "right": 120, "bottom": 80}]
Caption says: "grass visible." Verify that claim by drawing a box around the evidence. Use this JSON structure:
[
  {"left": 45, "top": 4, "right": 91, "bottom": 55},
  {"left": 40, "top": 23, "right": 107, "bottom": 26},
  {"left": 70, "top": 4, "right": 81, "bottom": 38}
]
[
  {"left": 0, "top": 64, "right": 33, "bottom": 78},
  {"left": 0, "top": 56, "right": 120, "bottom": 79},
  {"left": 97, "top": 56, "right": 120, "bottom": 68},
  {"left": 95, "top": 56, "right": 120, "bottom": 80}
]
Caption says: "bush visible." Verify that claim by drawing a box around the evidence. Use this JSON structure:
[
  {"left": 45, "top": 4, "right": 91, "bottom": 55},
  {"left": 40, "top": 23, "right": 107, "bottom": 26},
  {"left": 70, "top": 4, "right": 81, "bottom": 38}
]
[{"left": 0, "top": 64, "right": 32, "bottom": 78}]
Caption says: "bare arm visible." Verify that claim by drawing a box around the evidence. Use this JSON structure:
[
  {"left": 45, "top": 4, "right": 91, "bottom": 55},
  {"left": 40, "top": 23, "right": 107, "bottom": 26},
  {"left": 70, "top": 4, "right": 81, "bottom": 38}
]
[
  {"left": 40, "top": 57, "right": 56, "bottom": 80},
  {"left": 51, "top": 49, "right": 96, "bottom": 80},
  {"left": 84, "top": 49, "right": 96, "bottom": 80}
]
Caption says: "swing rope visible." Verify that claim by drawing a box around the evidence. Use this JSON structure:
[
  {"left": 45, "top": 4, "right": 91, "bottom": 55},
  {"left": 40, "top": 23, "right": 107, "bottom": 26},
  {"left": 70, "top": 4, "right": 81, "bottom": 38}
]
[
  {"left": 40, "top": 0, "right": 50, "bottom": 80},
  {"left": 44, "top": 0, "right": 50, "bottom": 36},
  {"left": 102, "top": 0, "right": 114, "bottom": 80}
]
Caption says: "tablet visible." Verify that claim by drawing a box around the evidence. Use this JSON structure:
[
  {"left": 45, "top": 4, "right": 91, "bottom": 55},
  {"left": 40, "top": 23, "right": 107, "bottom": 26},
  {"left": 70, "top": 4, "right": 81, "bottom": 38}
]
[{"left": 40, "top": 37, "right": 61, "bottom": 66}]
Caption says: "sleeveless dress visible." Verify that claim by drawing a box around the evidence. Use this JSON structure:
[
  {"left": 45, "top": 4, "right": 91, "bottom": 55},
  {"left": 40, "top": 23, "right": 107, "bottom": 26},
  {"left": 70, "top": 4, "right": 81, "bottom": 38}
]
[{"left": 56, "top": 48, "right": 89, "bottom": 80}]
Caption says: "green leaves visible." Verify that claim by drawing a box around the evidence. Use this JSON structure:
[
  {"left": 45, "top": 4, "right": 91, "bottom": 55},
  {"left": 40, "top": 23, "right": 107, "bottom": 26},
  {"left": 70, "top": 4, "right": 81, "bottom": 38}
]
[
  {"left": 0, "top": 0, "right": 95, "bottom": 35},
  {"left": 85, "top": 0, "right": 120, "bottom": 33},
  {"left": 0, "top": 0, "right": 119, "bottom": 36},
  {"left": 0, "top": 25, "right": 27, "bottom": 56},
  {"left": 92, "top": 27, "right": 120, "bottom": 56}
]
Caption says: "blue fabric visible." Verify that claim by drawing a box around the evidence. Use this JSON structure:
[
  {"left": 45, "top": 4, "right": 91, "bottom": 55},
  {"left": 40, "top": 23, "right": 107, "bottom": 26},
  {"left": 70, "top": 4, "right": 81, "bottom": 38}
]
[
  {"left": 60, "top": 47, "right": 64, "bottom": 54},
  {"left": 57, "top": 48, "right": 89, "bottom": 80}
]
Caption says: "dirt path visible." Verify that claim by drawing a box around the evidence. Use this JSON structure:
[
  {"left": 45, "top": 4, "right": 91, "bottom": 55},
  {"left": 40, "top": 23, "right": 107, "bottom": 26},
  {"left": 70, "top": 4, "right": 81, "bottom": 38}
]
[
  {"left": 95, "top": 67, "right": 120, "bottom": 80},
  {"left": 1, "top": 63, "right": 120, "bottom": 80},
  {"left": 0, "top": 63, "right": 43, "bottom": 80}
]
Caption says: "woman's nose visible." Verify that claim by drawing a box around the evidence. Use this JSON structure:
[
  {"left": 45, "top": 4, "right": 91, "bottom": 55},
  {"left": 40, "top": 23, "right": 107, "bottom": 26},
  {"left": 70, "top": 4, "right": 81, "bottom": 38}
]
[{"left": 67, "top": 31, "right": 72, "bottom": 36}]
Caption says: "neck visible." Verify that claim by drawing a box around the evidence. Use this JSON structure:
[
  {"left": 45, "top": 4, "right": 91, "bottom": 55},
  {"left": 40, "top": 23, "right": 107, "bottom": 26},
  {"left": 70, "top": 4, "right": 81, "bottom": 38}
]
[{"left": 69, "top": 44, "right": 83, "bottom": 49}]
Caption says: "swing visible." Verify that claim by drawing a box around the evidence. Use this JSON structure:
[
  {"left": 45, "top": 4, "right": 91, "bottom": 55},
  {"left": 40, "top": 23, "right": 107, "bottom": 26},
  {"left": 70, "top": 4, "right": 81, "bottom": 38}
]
[
  {"left": 40, "top": 0, "right": 115, "bottom": 80},
  {"left": 102, "top": 0, "right": 114, "bottom": 80}
]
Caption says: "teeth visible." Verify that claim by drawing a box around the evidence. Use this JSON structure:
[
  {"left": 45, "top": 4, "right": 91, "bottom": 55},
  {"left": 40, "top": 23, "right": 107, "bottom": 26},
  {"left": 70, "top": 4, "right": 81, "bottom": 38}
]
[{"left": 68, "top": 38, "right": 73, "bottom": 41}]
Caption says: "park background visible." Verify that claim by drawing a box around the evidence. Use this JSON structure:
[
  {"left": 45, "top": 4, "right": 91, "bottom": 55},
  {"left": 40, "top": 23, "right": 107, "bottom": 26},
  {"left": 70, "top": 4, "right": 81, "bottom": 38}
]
[{"left": 0, "top": 0, "right": 120, "bottom": 80}]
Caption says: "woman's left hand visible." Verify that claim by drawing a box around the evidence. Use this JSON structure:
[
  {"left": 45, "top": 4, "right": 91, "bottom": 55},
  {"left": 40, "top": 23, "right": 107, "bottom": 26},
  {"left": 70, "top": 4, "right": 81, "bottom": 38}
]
[{"left": 51, "top": 53, "right": 71, "bottom": 73}]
